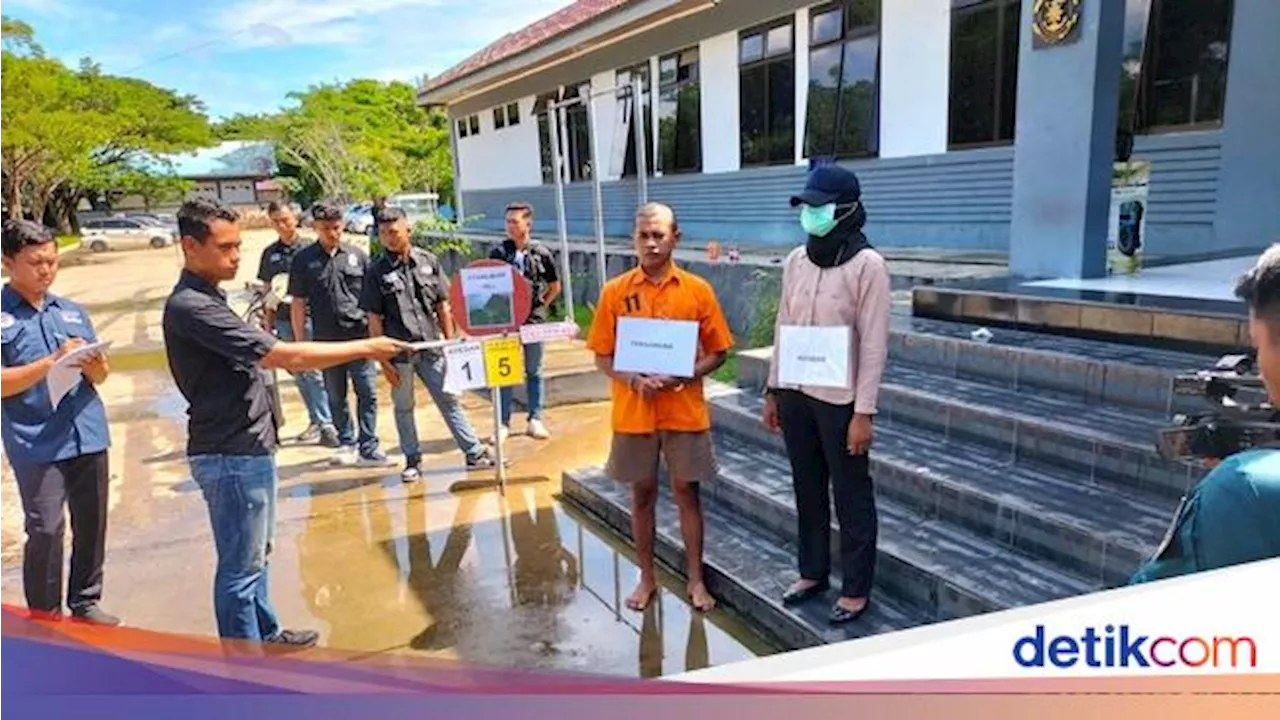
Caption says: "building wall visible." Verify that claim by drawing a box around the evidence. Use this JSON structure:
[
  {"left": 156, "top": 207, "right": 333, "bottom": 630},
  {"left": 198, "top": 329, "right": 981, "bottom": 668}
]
[
  {"left": 447, "top": 1, "right": 1261, "bottom": 260},
  {"left": 455, "top": 95, "right": 542, "bottom": 191}
]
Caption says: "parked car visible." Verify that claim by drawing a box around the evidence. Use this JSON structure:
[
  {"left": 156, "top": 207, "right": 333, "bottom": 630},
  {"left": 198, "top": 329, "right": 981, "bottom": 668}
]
[
  {"left": 344, "top": 203, "right": 374, "bottom": 235},
  {"left": 81, "top": 217, "right": 177, "bottom": 252}
]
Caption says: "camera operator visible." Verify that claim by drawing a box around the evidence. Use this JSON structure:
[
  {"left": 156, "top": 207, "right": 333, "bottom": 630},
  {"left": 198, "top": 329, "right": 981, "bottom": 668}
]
[{"left": 1131, "top": 245, "right": 1280, "bottom": 583}]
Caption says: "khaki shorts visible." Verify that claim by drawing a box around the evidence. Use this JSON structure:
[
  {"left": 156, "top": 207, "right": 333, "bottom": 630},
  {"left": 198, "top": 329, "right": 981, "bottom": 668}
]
[{"left": 606, "top": 431, "right": 718, "bottom": 485}]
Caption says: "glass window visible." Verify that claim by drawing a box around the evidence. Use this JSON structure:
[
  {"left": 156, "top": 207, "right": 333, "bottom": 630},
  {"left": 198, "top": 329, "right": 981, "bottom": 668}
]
[
  {"left": 535, "top": 91, "right": 558, "bottom": 184},
  {"left": 506, "top": 102, "right": 520, "bottom": 125},
  {"left": 740, "top": 33, "right": 764, "bottom": 63},
  {"left": 740, "top": 18, "right": 796, "bottom": 167},
  {"left": 947, "top": 0, "right": 1020, "bottom": 147},
  {"left": 468, "top": 114, "right": 480, "bottom": 135},
  {"left": 1129, "top": 0, "right": 1233, "bottom": 131},
  {"left": 658, "top": 48, "right": 701, "bottom": 174},
  {"left": 493, "top": 107, "right": 506, "bottom": 129},
  {"left": 457, "top": 118, "right": 468, "bottom": 138},
  {"left": 617, "top": 64, "right": 653, "bottom": 177},
  {"left": 805, "top": 1, "right": 881, "bottom": 159}
]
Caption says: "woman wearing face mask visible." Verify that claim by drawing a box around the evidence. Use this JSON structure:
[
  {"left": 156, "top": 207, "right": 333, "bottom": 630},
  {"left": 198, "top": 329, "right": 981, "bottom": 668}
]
[{"left": 761, "top": 165, "right": 891, "bottom": 624}]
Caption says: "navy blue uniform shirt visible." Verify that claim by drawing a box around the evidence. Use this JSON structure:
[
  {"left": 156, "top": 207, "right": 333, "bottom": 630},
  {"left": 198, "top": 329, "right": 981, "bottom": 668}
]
[{"left": 1, "top": 284, "right": 110, "bottom": 468}]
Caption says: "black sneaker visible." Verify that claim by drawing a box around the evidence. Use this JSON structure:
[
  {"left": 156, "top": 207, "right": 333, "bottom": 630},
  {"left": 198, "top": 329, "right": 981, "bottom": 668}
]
[
  {"left": 401, "top": 458, "right": 422, "bottom": 483},
  {"left": 71, "top": 606, "right": 122, "bottom": 626},
  {"left": 318, "top": 425, "right": 341, "bottom": 448},
  {"left": 295, "top": 423, "right": 322, "bottom": 444},
  {"left": 466, "top": 448, "right": 511, "bottom": 469},
  {"left": 265, "top": 628, "right": 319, "bottom": 649}
]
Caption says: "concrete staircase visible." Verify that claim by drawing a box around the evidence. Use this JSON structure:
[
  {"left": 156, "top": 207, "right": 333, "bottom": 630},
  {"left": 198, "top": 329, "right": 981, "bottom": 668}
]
[{"left": 561, "top": 314, "right": 1212, "bottom": 649}]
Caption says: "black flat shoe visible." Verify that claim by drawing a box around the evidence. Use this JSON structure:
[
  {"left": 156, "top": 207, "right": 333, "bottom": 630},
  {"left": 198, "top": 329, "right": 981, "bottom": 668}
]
[
  {"left": 781, "top": 581, "right": 829, "bottom": 606},
  {"left": 829, "top": 600, "right": 871, "bottom": 624}
]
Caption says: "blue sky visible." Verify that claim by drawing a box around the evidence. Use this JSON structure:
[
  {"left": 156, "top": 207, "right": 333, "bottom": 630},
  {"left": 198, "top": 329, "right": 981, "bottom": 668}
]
[{"left": 5, "top": 0, "right": 572, "bottom": 119}]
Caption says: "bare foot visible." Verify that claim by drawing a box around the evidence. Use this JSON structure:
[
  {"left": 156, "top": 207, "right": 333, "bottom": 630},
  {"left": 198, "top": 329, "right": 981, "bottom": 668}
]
[
  {"left": 626, "top": 580, "right": 658, "bottom": 611},
  {"left": 688, "top": 581, "right": 716, "bottom": 612}
]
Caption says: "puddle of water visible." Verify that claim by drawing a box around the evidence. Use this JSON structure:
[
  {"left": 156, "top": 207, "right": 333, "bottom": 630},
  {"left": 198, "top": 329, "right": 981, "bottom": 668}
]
[{"left": 296, "top": 480, "right": 779, "bottom": 677}]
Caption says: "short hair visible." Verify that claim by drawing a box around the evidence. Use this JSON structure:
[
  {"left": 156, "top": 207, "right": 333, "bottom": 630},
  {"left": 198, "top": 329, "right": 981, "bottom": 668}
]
[
  {"left": 177, "top": 198, "right": 238, "bottom": 244},
  {"left": 1236, "top": 244, "right": 1280, "bottom": 323},
  {"left": 375, "top": 205, "right": 406, "bottom": 225},
  {"left": 310, "top": 201, "right": 343, "bottom": 222},
  {"left": 635, "top": 202, "right": 679, "bottom": 234},
  {"left": 505, "top": 202, "right": 533, "bottom": 220},
  {"left": 2, "top": 219, "right": 54, "bottom": 258},
  {"left": 266, "top": 201, "right": 291, "bottom": 216}
]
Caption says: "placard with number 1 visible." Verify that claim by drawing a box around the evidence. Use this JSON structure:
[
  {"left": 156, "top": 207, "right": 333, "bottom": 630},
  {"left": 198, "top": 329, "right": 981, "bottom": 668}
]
[{"left": 443, "top": 341, "right": 486, "bottom": 393}]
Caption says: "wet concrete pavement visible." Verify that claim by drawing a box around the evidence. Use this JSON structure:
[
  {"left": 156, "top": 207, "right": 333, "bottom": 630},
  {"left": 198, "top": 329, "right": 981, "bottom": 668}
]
[{"left": 0, "top": 232, "right": 775, "bottom": 675}]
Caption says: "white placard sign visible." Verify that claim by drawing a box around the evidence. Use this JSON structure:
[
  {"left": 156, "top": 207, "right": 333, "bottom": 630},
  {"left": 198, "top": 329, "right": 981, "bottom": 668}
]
[
  {"left": 519, "top": 321, "right": 579, "bottom": 345},
  {"left": 777, "top": 325, "right": 850, "bottom": 389},
  {"left": 613, "top": 317, "right": 698, "bottom": 378},
  {"left": 459, "top": 266, "right": 516, "bottom": 329},
  {"left": 442, "top": 340, "right": 486, "bottom": 394}
]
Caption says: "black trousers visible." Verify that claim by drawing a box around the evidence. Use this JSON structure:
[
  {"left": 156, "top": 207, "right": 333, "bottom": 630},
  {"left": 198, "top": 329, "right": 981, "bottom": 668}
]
[
  {"left": 776, "top": 390, "right": 877, "bottom": 598},
  {"left": 12, "top": 451, "right": 110, "bottom": 614}
]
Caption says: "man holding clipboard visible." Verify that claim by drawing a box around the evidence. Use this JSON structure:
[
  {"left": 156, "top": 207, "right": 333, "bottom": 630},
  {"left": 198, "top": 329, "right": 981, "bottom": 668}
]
[
  {"left": 1, "top": 220, "right": 118, "bottom": 625},
  {"left": 586, "top": 203, "right": 734, "bottom": 613}
]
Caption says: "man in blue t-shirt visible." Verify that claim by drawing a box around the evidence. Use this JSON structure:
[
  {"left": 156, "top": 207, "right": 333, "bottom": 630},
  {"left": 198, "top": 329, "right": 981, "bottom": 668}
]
[{"left": 1132, "top": 245, "right": 1280, "bottom": 583}]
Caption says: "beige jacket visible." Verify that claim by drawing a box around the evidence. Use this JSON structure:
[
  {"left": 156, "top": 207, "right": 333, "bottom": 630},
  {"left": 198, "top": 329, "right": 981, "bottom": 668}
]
[{"left": 766, "top": 245, "right": 892, "bottom": 414}]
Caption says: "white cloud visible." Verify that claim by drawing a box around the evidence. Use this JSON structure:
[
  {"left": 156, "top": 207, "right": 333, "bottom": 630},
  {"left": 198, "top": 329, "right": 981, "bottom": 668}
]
[{"left": 217, "top": 0, "right": 449, "bottom": 47}]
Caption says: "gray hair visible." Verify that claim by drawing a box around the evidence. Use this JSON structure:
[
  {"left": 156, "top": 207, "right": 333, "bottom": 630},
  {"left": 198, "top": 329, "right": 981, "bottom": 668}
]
[
  {"left": 634, "top": 202, "right": 678, "bottom": 233},
  {"left": 1237, "top": 243, "right": 1280, "bottom": 323}
]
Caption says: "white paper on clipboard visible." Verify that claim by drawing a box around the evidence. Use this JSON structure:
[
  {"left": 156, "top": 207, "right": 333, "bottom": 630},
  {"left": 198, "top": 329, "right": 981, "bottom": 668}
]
[{"left": 47, "top": 340, "right": 112, "bottom": 409}]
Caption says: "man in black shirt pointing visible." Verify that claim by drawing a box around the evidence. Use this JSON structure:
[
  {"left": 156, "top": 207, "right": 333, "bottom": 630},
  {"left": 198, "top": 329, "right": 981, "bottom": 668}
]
[{"left": 163, "top": 198, "right": 406, "bottom": 647}]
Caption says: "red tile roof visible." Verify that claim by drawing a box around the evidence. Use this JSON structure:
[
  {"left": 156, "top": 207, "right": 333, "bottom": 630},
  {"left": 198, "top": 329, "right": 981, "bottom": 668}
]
[{"left": 427, "top": 0, "right": 635, "bottom": 93}]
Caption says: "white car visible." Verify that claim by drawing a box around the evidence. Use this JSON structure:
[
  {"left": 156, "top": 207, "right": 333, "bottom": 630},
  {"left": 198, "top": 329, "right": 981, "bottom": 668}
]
[{"left": 81, "top": 217, "right": 177, "bottom": 252}]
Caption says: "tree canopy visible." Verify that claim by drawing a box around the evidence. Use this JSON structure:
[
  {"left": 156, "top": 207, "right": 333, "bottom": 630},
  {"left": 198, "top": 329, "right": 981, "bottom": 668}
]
[{"left": 215, "top": 78, "right": 452, "bottom": 207}]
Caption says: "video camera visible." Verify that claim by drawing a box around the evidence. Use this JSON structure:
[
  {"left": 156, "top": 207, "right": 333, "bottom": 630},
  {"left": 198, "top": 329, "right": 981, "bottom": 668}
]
[{"left": 1157, "top": 354, "right": 1280, "bottom": 462}]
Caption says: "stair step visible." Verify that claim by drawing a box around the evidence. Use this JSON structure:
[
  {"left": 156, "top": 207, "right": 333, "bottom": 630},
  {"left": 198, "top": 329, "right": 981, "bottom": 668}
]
[
  {"left": 708, "top": 386, "right": 1177, "bottom": 587},
  {"left": 737, "top": 316, "right": 1217, "bottom": 414},
  {"left": 562, "top": 468, "right": 932, "bottom": 648},
  {"left": 877, "top": 362, "right": 1202, "bottom": 499}
]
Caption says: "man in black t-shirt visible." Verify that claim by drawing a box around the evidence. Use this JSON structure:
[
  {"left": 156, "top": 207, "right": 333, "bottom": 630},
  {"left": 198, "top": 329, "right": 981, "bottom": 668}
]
[
  {"left": 360, "top": 207, "right": 500, "bottom": 481},
  {"left": 257, "top": 201, "right": 337, "bottom": 447},
  {"left": 163, "top": 198, "right": 405, "bottom": 646},
  {"left": 288, "top": 202, "right": 391, "bottom": 467},
  {"left": 489, "top": 202, "right": 561, "bottom": 442}
]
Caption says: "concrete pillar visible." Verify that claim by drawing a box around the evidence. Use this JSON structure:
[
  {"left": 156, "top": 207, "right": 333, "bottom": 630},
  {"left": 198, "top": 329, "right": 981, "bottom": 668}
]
[
  {"left": 1008, "top": 0, "right": 1125, "bottom": 279},
  {"left": 879, "top": 0, "right": 951, "bottom": 158},
  {"left": 1213, "top": 0, "right": 1280, "bottom": 253},
  {"left": 700, "top": 31, "right": 741, "bottom": 174},
  {"left": 793, "top": 6, "right": 810, "bottom": 166}
]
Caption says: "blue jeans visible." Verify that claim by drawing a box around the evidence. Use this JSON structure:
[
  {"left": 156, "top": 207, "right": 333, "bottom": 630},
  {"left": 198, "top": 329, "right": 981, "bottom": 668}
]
[
  {"left": 499, "top": 341, "right": 545, "bottom": 427},
  {"left": 323, "top": 359, "right": 380, "bottom": 455},
  {"left": 188, "top": 454, "right": 282, "bottom": 642},
  {"left": 391, "top": 351, "right": 486, "bottom": 463},
  {"left": 275, "top": 316, "right": 332, "bottom": 428}
]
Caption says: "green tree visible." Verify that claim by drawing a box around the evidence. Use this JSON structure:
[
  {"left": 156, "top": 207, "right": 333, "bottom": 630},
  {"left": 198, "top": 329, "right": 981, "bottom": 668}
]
[{"left": 1, "top": 16, "right": 41, "bottom": 56}]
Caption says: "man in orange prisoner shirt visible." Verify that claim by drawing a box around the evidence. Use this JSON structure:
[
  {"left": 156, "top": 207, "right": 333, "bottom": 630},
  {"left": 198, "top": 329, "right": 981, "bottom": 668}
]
[{"left": 586, "top": 202, "right": 734, "bottom": 613}]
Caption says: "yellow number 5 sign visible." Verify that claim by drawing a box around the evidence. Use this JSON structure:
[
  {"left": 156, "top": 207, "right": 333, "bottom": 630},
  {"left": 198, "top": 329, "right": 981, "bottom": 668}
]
[{"left": 483, "top": 337, "right": 525, "bottom": 387}]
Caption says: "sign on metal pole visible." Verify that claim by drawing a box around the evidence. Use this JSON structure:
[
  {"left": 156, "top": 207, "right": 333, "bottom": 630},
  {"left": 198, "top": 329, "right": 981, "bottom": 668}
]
[{"left": 547, "top": 103, "right": 576, "bottom": 328}]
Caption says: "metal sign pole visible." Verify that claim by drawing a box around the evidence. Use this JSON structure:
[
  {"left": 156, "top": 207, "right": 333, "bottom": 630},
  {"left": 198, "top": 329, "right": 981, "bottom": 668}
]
[
  {"left": 491, "top": 384, "right": 506, "bottom": 494},
  {"left": 549, "top": 103, "right": 575, "bottom": 327},
  {"left": 584, "top": 94, "right": 608, "bottom": 302},
  {"left": 632, "top": 80, "right": 649, "bottom": 206}
]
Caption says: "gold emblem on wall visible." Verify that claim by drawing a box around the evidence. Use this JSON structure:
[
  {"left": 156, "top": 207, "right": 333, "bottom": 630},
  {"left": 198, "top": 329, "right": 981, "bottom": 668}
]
[{"left": 1032, "top": 0, "right": 1083, "bottom": 48}]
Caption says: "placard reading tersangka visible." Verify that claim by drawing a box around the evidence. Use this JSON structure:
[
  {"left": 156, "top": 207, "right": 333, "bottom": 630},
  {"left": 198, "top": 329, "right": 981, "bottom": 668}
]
[{"left": 613, "top": 317, "right": 698, "bottom": 378}]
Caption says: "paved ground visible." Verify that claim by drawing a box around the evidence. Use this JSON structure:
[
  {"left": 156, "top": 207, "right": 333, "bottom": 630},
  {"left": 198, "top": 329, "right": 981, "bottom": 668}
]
[{"left": 0, "top": 230, "right": 773, "bottom": 675}]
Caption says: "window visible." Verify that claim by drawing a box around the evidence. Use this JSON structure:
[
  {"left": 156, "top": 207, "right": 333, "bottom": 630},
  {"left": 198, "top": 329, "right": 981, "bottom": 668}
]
[
  {"left": 468, "top": 114, "right": 480, "bottom": 136},
  {"left": 740, "top": 17, "right": 795, "bottom": 166},
  {"left": 657, "top": 48, "right": 701, "bottom": 174},
  {"left": 457, "top": 118, "right": 468, "bottom": 138},
  {"left": 616, "top": 63, "right": 653, "bottom": 177},
  {"left": 948, "top": 0, "right": 1020, "bottom": 147},
  {"left": 493, "top": 102, "right": 521, "bottom": 130},
  {"left": 805, "top": 1, "right": 881, "bottom": 160},
  {"left": 1122, "top": 0, "right": 1233, "bottom": 132},
  {"left": 534, "top": 83, "right": 593, "bottom": 184}
]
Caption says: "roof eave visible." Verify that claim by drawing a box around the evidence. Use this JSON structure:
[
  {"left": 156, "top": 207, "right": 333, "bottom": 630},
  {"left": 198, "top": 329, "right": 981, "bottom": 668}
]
[{"left": 419, "top": 0, "right": 698, "bottom": 108}]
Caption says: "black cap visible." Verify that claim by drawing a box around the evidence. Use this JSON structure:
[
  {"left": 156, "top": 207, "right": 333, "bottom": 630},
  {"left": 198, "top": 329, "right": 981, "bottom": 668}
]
[{"left": 789, "top": 165, "right": 861, "bottom": 207}]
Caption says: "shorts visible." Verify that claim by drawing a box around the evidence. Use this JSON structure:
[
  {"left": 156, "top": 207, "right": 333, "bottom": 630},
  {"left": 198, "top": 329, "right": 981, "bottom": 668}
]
[{"left": 605, "top": 430, "right": 718, "bottom": 485}]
